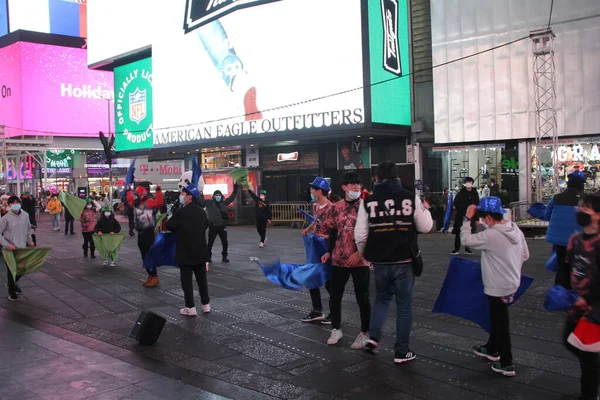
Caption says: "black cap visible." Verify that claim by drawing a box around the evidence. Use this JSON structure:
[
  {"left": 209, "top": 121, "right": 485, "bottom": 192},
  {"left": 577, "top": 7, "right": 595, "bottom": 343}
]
[
  {"left": 213, "top": 190, "right": 223, "bottom": 196},
  {"left": 464, "top": 177, "right": 474, "bottom": 183}
]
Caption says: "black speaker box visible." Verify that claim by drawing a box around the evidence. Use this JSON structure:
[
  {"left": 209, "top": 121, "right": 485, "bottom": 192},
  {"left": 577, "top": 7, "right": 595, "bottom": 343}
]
[{"left": 130, "top": 310, "right": 166, "bottom": 345}]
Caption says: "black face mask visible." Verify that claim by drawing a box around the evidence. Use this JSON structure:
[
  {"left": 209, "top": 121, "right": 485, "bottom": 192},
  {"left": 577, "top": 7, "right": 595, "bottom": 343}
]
[{"left": 576, "top": 211, "right": 592, "bottom": 227}]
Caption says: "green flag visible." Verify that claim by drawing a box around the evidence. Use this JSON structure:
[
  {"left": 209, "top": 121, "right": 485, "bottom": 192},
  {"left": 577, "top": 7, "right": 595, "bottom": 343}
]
[
  {"left": 229, "top": 168, "right": 250, "bottom": 188},
  {"left": 3, "top": 248, "right": 51, "bottom": 282},
  {"left": 93, "top": 234, "right": 126, "bottom": 262},
  {"left": 155, "top": 213, "right": 168, "bottom": 233},
  {"left": 58, "top": 191, "right": 86, "bottom": 219}
]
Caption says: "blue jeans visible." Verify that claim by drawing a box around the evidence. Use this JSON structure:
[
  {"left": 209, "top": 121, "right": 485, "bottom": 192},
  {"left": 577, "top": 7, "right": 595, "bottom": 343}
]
[
  {"left": 51, "top": 213, "right": 61, "bottom": 230},
  {"left": 197, "top": 20, "right": 243, "bottom": 88},
  {"left": 370, "top": 263, "right": 415, "bottom": 354}
]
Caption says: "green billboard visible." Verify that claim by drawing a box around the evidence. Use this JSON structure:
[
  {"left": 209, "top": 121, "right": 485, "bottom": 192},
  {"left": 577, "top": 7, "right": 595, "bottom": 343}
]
[
  {"left": 114, "top": 57, "right": 153, "bottom": 152},
  {"left": 46, "top": 150, "right": 74, "bottom": 169},
  {"left": 368, "top": 0, "right": 411, "bottom": 126}
]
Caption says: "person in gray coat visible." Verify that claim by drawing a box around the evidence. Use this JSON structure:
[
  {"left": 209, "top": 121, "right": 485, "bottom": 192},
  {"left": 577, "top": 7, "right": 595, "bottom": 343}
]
[{"left": 196, "top": 184, "right": 240, "bottom": 263}]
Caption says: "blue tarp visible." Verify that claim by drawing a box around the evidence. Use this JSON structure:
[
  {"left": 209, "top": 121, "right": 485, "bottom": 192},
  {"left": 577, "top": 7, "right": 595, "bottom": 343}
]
[
  {"left": 545, "top": 251, "right": 558, "bottom": 272},
  {"left": 432, "top": 256, "right": 534, "bottom": 332},
  {"left": 143, "top": 232, "right": 179, "bottom": 269},
  {"left": 442, "top": 192, "right": 454, "bottom": 232},
  {"left": 528, "top": 202, "right": 547, "bottom": 220},
  {"left": 545, "top": 285, "right": 578, "bottom": 312}
]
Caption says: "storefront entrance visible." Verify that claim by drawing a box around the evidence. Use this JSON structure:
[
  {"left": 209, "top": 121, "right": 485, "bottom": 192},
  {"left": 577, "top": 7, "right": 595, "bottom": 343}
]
[{"left": 263, "top": 172, "right": 319, "bottom": 203}]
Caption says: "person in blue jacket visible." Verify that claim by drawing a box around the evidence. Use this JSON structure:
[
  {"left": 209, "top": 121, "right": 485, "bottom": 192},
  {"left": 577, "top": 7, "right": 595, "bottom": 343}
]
[{"left": 544, "top": 171, "right": 586, "bottom": 289}]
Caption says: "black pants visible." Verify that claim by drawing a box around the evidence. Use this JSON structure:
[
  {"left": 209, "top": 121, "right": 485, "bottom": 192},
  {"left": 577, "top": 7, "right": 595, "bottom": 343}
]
[
  {"left": 486, "top": 296, "right": 513, "bottom": 366},
  {"left": 555, "top": 245, "right": 572, "bottom": 290},
  {"left": 127, "top": 211, "right": 135, "bottom": 234},
  {"left": 65, "top": 218, "right": 74, "bottom": 234},
  {"left": 6, "top": 263, "right": 21, "bottom": 295},
  {"left": 208, "top": 225, "right": 228, "bottom": 260},
  {"left": 256, "top": 219, "right": 267, "bottom": 243},
  {"left": 138, "top": 228, "right": 157, "bottom": 276},
  {"left": 564, "top": 321, "right": 599, "bottom": 399},
  {"left": 180, "top": 264, "right": 210, "bottom": 308},
  {"left": 453, "top": 232, "right": 471, "bottom": 253},
  {"left": 330, "top": 266, "right": 371, "bottom": 332},
  {"left": 309, "top": 281, "right": 331, "bottom": 312},
  {"left": 82, "top": 232, "right": 95, "bottom": 254}
]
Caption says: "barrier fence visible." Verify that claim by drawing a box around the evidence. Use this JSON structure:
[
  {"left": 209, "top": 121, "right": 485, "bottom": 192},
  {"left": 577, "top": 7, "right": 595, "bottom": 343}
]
[
  {"left": 509, "top": 201, "right": 548, "bottom": 228},
  {"left": 270, "top": 203, "right": 312, "bottom": 227}
]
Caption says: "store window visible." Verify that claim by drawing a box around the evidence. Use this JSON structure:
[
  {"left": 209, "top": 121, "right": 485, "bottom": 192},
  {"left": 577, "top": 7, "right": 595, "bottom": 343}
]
[{"left": 201, "top": 150, "right": 242, "bottom": 169}]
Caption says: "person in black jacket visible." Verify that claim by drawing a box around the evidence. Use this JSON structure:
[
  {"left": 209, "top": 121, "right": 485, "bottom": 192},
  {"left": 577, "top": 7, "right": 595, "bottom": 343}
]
[
  {"left": 94, "top": 206, "right": 122, "bottom": 267},
  {"left": 20, "top": 192, "right": 37, "bottom": 246},
  {"left": 451, "top": 177, "right": 480, "bottom": 255},
  {"left": 63, "top": 199, "right": 75, "bottom": 236},
  {"left": 167, "top": 184, "right": 210, "bottom": 317},
  {"left": 248, "top": 189, "right": 272, "bottom": 247}
]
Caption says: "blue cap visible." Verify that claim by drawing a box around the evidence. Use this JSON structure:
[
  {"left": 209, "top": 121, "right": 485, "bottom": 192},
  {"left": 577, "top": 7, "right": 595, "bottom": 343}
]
[
  {"left": 310, "top": 177, "right": 330, "bottom": 192},
  {"left": 183, "top": 184, "right": 200, "bottom": 199},
  {"left": 568, "top": 171, "right": 586, "bottom": 183},
  {"left": 478, "top": 196, "right": 506, "bottom": 214}
]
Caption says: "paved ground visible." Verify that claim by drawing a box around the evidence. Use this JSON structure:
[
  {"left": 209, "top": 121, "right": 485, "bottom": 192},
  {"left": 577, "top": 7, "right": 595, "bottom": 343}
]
[{"left": 0, "top": 217, "right": 583, "bottom": 400}]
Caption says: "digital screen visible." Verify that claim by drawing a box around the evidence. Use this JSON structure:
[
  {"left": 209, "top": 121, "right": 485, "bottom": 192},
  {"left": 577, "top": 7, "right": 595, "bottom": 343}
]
[
  {"left": 150, "top": 0, "right": 364, "bottom": 147},
  {"left": 19, "top": 42, "right": 114, "bottom": 137},
  {"left": 0, "top": 0, "right": 8, "bottom": 36},
  {"left": 7, "top": 0, "right": 87, "bottom": 37},
  {"left": 0, "top": 43, "right": 23, "bottom": 134},
  {"left": 87, "top": 0, "right": 152, "bottom": 67}
]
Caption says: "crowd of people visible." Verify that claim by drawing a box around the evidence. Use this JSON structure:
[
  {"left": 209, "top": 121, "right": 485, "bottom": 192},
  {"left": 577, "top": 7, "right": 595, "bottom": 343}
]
[{"left": 0, "top": 165, "right": 598, "bottom": 399}]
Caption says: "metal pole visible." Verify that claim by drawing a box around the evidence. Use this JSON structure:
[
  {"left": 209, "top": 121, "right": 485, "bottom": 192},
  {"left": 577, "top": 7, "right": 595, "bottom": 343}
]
[
  {"left": 16, "top": 154, "right": 21, "bottom": 196},
  {"left": 108, "top": 100, "right": 113, "bottom": 203}
]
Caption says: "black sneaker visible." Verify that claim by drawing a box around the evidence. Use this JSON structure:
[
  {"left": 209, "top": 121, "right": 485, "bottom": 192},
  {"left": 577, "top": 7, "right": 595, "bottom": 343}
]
[
  {"left": 70, "top": 232, "right": 76, "bottom": 235},
  {"left": 465, "top": 249, "right": 474, "bottom": 255},
  {"left": 491, "top": 362, "right": 516, "bottom": 377},
  {"left": 14, "top": 285, "right": 22, "bottom": 294},
  {"left": 394, "top": 351, "right": 416, "bottom": 364},
  {"left": 473, "top": 345, "right": 500, "bottom": 362},
  {"left": 129, "top": 231, "right": 135, "bottom": 237},
  {"left": 365, "top": 339, "right": 380, "bottom": 354},
  {"left": 450, "top": 250, "right": 459, "bottom": 256},
  {"left": 301, "top": 311, "right": 325, "bottom": 322},
  {"left": 321, "top": 314, "right": 332, "bottom": 325},
  {"left": 8, "top": 293, "right": 19, "bottom": 301},
  {"left": 222, "top": 257, "right": 230, "bottom": 263}
]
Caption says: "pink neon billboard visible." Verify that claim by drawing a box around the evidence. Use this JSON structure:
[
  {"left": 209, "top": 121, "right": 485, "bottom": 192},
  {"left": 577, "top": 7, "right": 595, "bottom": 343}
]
[
  {"left": 0, "top": 43, "right": 23, "bottom": 133},
  {"left": 0, "top": 42, "right": 114, "bottom": 137}
]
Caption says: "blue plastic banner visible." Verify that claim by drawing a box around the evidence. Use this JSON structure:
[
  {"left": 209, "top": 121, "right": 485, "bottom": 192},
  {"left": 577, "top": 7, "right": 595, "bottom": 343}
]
[
  {"left": 442, "top": 192, "right": 453, "bottom": 232},
  {"left": 143, "top": 232, "right": 180, "bottom": 269},
  {"left": 297, "top": 208, "right": 315, "bottom": 224},
  {"left": 545, "top": 251, "right": 558, "bottom": 272},
  {"left": 545, "top": 285, "right": 578, "bottom": 312},
  {"left": 528, "top": 202, "right": 547, "bottom": 220},
  {"left": 432, "top": 257, "right": 534, "bottom": 332}
]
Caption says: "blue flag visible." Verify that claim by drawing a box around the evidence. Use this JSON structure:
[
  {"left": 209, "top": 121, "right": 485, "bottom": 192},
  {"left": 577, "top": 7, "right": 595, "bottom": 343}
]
[
  {"left": 121, "top": 158, "right": 137, "bottom": 198},
  {"left": 143, "top": 232, "right": 180, "bottom": 269},
  {"left": 191, "top": 155, "right": 202, "bottom": 186},
  {"left": 297, "top": 208, "right": 315, "bottom": 224},
  {"left": 442, "top": 192, "right": 454, "bottom": 232},
  {"left": 545, "top": 285, "right": 578, "bottom": 312},
  {"left": 432, "top": 257, "right": 534, "bottom": 332},
  {"left": 256, "top": 234, "right": 330, "bottom": 290},
  {"left": 528, "top": 202, "right": 546, "bottom": 220},
  {"left": 545, "top": 251, "right": 558, "bottom": 272}
]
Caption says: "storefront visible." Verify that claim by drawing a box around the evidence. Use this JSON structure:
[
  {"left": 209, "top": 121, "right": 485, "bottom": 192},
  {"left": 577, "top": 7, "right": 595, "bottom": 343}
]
[{"left": 87, "top": 0, "right": 415, "bottom": 205}]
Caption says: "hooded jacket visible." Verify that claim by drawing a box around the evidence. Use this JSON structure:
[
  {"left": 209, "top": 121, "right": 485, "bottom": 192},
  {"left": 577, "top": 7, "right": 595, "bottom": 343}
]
[
  {"left": 461, "top": 220, "right": 529, "bottom": 297},
  {"left": 196, "top": 185, "right": 239, "bottom": 227},
  {"left": 94, "top": 213, "right": 122, "bottom": 234},
  {"left": 0, "top": 210, "right": 33, "bottom": 248}
]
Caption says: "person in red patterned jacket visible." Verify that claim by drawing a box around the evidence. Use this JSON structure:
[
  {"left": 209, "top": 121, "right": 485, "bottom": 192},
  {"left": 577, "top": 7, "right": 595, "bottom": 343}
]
[
  {"left": 126, "top": 185, "right": 164, "bottom": 288},
  {"left": 80, "top": 199, "right": 98, "bottom": 259},
  {"left": 320, "top": 171, "right": 371, "bottom": 349}
]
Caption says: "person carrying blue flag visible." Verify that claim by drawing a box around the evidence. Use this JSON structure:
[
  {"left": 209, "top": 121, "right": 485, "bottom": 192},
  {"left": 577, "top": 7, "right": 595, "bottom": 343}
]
[
  {"left": 564, "top": 193, "right": 600, "bottom": 400},
  {"left": 461, "top": 197, "right": 529, "bottom": 377},
  {"left": 545, "top": 171, "right": 585, "bottom": 290},
  {"left": 301, "top": 177, "right": 333, "bottom": 324}
]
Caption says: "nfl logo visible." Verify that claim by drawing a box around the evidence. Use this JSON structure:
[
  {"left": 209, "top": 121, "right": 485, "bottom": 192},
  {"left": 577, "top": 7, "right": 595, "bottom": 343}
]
[{"left": 129, "top": 88, "right": 147, "bottom": 124}]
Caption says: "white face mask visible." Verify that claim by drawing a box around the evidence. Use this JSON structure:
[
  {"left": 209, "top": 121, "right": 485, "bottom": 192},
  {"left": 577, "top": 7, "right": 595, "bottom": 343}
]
[
  {"left": 86, "top": 204, "right": 92, "bottom": 209},
  {"left": 479, "top": 218, "right": 489, "bottom": 229},
  {"left": 179, "top": 195, "right": 186, "bottom": 204},
  {"left": 104, "top": 212, "right": 111, "bottom": 218},
  {"left": 348, "top": 191, "right": 361, "bottom": 200},
  {"left": 465, "top": 183, "right": 473, "bottom": 188},
  {"left": 260, "top": 195, "right": 266, "bottom": 201}
]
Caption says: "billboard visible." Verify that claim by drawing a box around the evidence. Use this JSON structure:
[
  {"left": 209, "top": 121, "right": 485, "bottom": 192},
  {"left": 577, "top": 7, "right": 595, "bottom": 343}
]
[
  {"left": 368, "top": 0, "right": 411, "bottom": 126},
  {"left": 18, "top": 42, "right": 114, "bottom": 137},
  {"left": 0, "top": 43, "right": 23, "bottom": 132},
  {"left": 7, "top": 0, "right": 87, "bottom": 37},
  {"left": 150, "top": 0, "right": 364, "bottom": 147},
  {"left": 114, "top": 58, "right": 153, "bottom": 152},
  {"left": 0, "top": 0, "right": 7, "bottom": 37}
]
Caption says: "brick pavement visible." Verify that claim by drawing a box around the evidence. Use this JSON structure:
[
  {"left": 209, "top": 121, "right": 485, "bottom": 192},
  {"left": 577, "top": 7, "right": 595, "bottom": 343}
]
[{"left": 0, "top": 219, "right": 581, "bottom": 400}]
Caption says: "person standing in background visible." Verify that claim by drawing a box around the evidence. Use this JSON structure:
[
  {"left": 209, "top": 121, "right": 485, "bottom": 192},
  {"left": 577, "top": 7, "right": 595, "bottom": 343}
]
[
  {"left": 47, "top": 193, "right": 62, "bottom": 232},
  {"left": 81, "top": 199, "right": 97, "bottom": 259},
  {"left": 63, "top": 198, "right": 75, "bottom": 236},
  {"left": 248, "top": 189, "right": 271, "bottom": 248},
  {"left": 451, "top": 177, "right": 479, "bottom": 255},
  {"left": 20, "top": 192, "right": 37, "bottom": 246}
]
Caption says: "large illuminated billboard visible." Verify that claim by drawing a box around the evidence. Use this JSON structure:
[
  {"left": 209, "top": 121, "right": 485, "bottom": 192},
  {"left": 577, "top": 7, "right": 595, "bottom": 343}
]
[
  {"left": 0, "top": 42, "right": 114, "bottom": 137},
  {"left": 151, "top": 0, "right": 364, "bottom": 147},
  {"left": 7, "top": 0, "right": 87, "bottom": 37},
  {"left": 0, "top": 0, "right": 8, "bottom": 37}
]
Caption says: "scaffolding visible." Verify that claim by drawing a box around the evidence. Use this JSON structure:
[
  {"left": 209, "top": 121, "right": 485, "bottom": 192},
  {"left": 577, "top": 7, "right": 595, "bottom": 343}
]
[
  {"left": 0, "top": 125, "right": 54, "bottom": 196},
  {"left": 531, "top": 28, "right": 559, "bottom": 203}
]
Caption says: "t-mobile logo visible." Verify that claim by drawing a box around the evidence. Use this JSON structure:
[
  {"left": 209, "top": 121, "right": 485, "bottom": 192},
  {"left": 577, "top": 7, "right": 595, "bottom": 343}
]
[{"left": 60, "top": 83, "right": 114, "bottom": 100}]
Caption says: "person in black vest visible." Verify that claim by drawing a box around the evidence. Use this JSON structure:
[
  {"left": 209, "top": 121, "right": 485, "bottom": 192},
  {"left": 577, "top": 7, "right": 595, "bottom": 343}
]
[
  {"left": 355, "top": 161, "right": 433, "bottom": 364},
  {"left": 451, "top": 177, "right": 480, "bottom": 255},
  {"left": 167, "top": 184, "right": 210, "bottom": 316}
]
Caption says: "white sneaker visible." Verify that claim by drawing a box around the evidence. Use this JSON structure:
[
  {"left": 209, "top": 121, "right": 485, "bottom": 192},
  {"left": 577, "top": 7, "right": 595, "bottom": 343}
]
[
  {"left": 180, "top": 307, "right": 197, "bottom": 317},
  {"left": 259, "top": 242, "right": 264, "bottom": 248},
  {"left": 327, "top": 329, "right": 343, "bottom": 345},
  {"left": 102, "top": 261, "right": 108, "bottom": 266},
  {"left": 351, "top": 332, "right": 369, "bottom": 349},
  {"left": 110, "top": 262, "right": 116, "bottom": 267},
  {"left": 202, "top": 304, "right": 211, "bottom": 313}
]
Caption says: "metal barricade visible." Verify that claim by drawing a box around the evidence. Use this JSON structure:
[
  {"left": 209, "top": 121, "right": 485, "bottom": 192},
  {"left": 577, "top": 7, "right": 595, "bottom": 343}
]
[
  {"left": 509, "top": 201, "right": 549, "bottom": 229},
  {"left": 270, "top": 202, "right": 311, "bottom": 228}
]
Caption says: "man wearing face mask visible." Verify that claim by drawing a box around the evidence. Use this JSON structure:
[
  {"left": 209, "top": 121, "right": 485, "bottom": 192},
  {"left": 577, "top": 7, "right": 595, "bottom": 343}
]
[
  {"left": 563, "top": 194, "right": 600, "bottom": 400},
  {"left": 544, "top": 171, "right": 586, "bottom": 290},
  {"left": 168, "top": 184, "right": 210, "bottom": 316},
  {"left": 0, "top": 196, "right": 35, "bottom": 301},
  {"left": 248, "top": 189, "right": 272, "bottom": 248},
  {"left": 301, "top": 177, "right": 333, "bottom": 323},
  {"left": 451, "top": 177, "right": 480, "bottom": 255},
  {"left": 461, "top": 197, "right": 529, "bottom": 377},
  {"left": 196, "top": 184, "right": 240, "bottom": 264}
]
